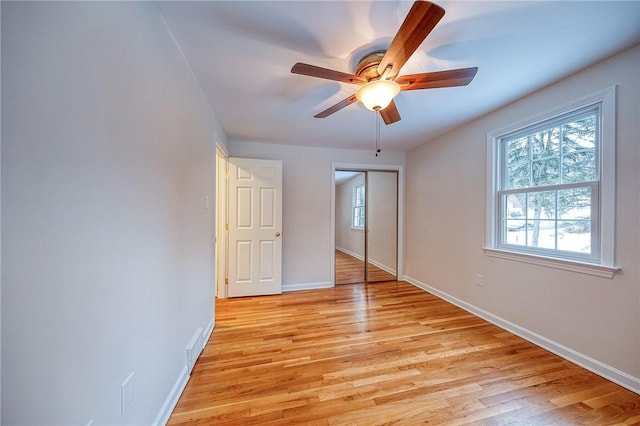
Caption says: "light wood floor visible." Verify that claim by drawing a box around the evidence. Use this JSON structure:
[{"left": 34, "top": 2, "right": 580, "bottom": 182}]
[
  {"left": 335, "top": 250, "right": 396, "bottom": 284},
  {"left": 168, "top": 281, "right": 640, "bottom": 425}
]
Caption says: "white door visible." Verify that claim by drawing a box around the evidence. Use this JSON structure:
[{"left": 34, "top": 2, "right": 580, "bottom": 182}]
[{"left": 228, "top": 158, "right": 282, "bottom": 297}]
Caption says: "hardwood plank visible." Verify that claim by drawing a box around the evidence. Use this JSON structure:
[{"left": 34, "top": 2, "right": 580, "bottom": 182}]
[
  {"left": 335, "top": 250, "right": 396, "bottom": 284},
  {"left": 168, "top": 281, "right": 640, "bottom": 424}
]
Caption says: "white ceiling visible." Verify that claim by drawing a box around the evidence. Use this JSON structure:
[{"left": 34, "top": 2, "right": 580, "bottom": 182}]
[{"left": 158, "top": 1, "right": 640, "bottom": 152}]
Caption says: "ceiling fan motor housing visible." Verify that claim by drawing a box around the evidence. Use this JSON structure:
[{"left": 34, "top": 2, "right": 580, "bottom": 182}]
[{"left": 355, "top": 50, "right": 387, "bottom": 81}]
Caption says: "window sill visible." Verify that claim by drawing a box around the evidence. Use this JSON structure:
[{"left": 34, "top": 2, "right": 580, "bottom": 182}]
[{"left": 483, "top": 247, "right": 619, "bottom": 279}]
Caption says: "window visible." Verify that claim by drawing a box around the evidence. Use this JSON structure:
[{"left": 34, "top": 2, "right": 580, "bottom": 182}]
[
  {"left": 352, "top": 184, "right": 365, "bottom": 229},
  {"left": 486, "top": 87, "right": 617, "bottom": 278}
]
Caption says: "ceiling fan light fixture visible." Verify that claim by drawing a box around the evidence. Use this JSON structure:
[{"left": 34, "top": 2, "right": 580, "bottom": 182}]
[{"left": 356, "top": 80, "right": 400, "bottom": 111}]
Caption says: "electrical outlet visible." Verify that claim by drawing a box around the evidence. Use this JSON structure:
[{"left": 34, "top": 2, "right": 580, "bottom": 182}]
[{"left": 476, "top": 274, "right": 484, "bottom": 287}]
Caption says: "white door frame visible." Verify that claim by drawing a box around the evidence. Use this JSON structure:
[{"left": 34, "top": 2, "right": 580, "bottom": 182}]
[
  {"left": 215, "top": 143, "right": 228, "bottom": 299},
  {"left": 330, "top": 162, "right": 404, "bottom": 286}
]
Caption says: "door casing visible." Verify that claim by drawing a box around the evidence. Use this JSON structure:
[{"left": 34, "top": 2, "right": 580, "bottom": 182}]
[{"left": 215, "top": 145, "right": 228, "bottom": 299}]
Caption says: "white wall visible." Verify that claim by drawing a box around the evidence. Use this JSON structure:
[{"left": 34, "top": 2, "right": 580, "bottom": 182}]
[
  {"left": 1, "top": 2, "right": 224, "bottom": 424},
  {"left": 230, "top": 142, "right": 404, "bottom": 289},
  {"left": 404, "top": 44, "right": 640, "bottom": 386},
  {"left": 335, "top": 174, "right": 365, "bottom": 257}
]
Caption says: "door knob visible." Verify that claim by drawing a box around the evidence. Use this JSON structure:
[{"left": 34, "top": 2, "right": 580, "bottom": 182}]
[{"left": 275, "top": 232, "right": 281, "bottom": 237}]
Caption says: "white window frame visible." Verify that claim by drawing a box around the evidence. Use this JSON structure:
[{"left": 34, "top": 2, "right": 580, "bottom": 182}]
[
  {"left": 352, "top": 184, "right": 365, "bottom": 230},
  {"left": 484, "top": 86, "right": 618, "bottom": 278}
]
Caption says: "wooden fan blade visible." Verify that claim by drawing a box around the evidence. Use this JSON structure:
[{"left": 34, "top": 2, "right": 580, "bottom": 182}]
[
  {"left": 377, "top": 1, "right": 445, "bottom": 80},
  {"left": 396, "top": 67, "right": 478, "bottom": 90},
  {"left": 292, "top": 63, "right": 366, "bottom": 85},
  {"left": 380, "top": 101, "right": 401, "bottom": 125},
  {"left": 314, "top": 94, "right": 358, "bottom": 118}
]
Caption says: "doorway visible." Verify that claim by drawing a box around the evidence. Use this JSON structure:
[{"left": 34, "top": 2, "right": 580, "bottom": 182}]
[
  {"left": 333, "top": 168, "right": 399, "bottom": 284},
  {"left": 215, "top": 153, "right": 284, "bottom": 298}
]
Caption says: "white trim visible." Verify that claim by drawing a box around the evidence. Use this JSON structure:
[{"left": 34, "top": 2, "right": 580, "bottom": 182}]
[
  {"left": 214, "top": 132, "right": 229, "bottom": 157},
  {"left": 282, "top": 281, "right": 333, "bottom": 292},
  {"left": 185, "top": 328, "right": 204, "bottom": 374},
  {"left": 483, "top": 247, "right": 618, "bottom": 278},
  {"left": 486, "top": 86, "right": 617, "bottom": 270},
  {"left": 215, "top": 147, "right": 228, "bottom": 299},
  {"left": 403, "top": 275, "right": 640, "bottom": 395},
  {"left": 336, "top": 247, "right": 397, "bottom": 275},
  {"left": 367, "top": 258, "right": 397, "bottom": 276},
  {"left": 330, "top": 162, "right": 404, "bottom": 286},
  {"left": 203, "top": 317, "right": 215, "bottom": 349},
  {"left": 599, "top": 86, "right": 616, "bottom": 266},
  {"left": 153, "top": 365, "right": 189, "bottom": 426},
  {"left": 155, "top": 317, "right": 214, "bottom": 425},
  {"left": 335, "top": 246, "right": 364, "bottom": 261}
]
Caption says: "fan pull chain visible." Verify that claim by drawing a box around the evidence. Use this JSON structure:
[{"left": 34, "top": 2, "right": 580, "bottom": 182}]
[{"left": 375, "top": 112, "right": 381, "bottom": 157}]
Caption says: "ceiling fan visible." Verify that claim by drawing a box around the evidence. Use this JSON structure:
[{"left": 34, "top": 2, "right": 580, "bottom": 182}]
[{"left": 291, "top": 0, "right": 478, "bottom": 125}]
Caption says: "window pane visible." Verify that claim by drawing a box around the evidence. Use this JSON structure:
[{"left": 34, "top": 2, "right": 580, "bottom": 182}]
[
  {"left": 526, "top": 190, "right": 556, "bottom": 220},
  {"left": 562, "top": 115, "right": 596, "bottom": 183},
  {"left": 524, "top": 191, "right": 553, "bottom": 249},
  {"left": 562, "top": 115, "right": 596, "bottom": 153},
  {"left": 352, "top": 184, "right": 366, "bottom": 228},
  {"left": 558, "top": 187, "right": 591, "bottom": 219},
  {"left": 354, "top": 186, "right": 365, "bottom": 206},
  {"left": 531, "top": 127, "right": 560, "bottom": 160},
  {"left": 506, "top": 136, "right": 529, "bottom": 189},
  {"left": 352, "top": 206, "right": 361, "bottom": 228},
  {"left": 531, "top": 157, "right": 559, "bottom": 186},
  {"left": 562, "top": 151, "right": 596, "bottom": 183},
  {"left": 506, "top": 194, "right": 525, "bottom": 218},
  {"left": 558, "top": 220, "right": 591, "bottom": 254},
  {"left": 505, "top": 220, "right": 527, "bottom": 246},
  {"left": 534, "top": 220, "right": 556, "bottom": 250}
]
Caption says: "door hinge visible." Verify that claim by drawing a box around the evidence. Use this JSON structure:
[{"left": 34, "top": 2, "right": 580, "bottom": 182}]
[
  {"left": 225, "top": 223, "right": 229, "bottom": 231},
  {"left": 226, "top": 170, "right": 230, "bottom": 177},
  {"left": 224, "top": 278, "right": 228, "bottom": 286}
]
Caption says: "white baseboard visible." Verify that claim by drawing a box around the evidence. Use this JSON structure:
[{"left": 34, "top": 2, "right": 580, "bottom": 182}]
[
  {"left": 154, "top": 316, "right": 215, "bottom": 425},
  {"left": 153, "top": 365, "right": 189, "bottom": 426},
  {"left": 367, "top": 258, "right": 397, "bottom": 276},
  {"left": 336, "top": 247, "right": 397, "bottom": 275},
  {"left": 402, "top": 275, "right": 640, "bottom": 395},
  {"left": 185, "top": 327, "right": 204, "bottom": 374},
  {"left": 203, "top": 317, "right": 214, "bottom": 349},
  {"left": 282, "top": 281, "right": 333, "bottom": 292},
  {"left": 336, "top": 246, "right": 363, "bottom": 261}
]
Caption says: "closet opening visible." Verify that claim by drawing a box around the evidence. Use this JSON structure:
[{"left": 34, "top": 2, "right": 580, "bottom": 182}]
[{"left": 334, "top": 169, "right": 398, "bottom": 284}]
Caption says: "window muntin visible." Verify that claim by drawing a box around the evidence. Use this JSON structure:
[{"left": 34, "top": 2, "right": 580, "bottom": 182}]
[
  {"left": 497, "top": 107, "right": 600, "bottom": 262},
  {"left": 352, "top": 184, "right": 365, "bottom": 229}
]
